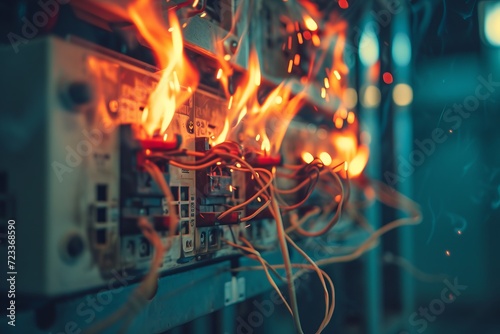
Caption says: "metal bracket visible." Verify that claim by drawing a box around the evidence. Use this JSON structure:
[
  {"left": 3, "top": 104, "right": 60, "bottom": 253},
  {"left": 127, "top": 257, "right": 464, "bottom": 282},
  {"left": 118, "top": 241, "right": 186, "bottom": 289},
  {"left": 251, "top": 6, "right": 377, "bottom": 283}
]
[{"left": 224, "top": 276, "right": 246, "bottom": 306}]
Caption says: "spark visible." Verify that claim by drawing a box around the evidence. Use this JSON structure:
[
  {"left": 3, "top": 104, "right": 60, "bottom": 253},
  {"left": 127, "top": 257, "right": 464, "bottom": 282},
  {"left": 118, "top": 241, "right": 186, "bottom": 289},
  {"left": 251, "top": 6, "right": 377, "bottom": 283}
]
[
  {"left": 294, "top": 54, "right": 301, "bottom": 66},
  {"left": 311, "top": 34, "right": 320, "bottom": 47},
  {"left": 339, "top": 0, "right": 349, "bottom": 9},
  {"left": 319, "top": 152, "right": 332, "bottom": 165},
  {"left": 297, "top": 32, "right": 304, "bottom": 44},
  {"left": 302, "top": 152, "right": 314, "bottom": 164},
  {"left": 383, "top": 72, "right": 393, "bottom": 84},
  {"left": 321, "top": 87, "right": 326, "bottom": 99},
  {"left": 335, "top": 117, "right": 343, "bottom": 129},
  {"left": 347, "top": 112, "right": 355, "bottom": 124},
  {"left": 304, "top": 16, "right": 318, "bottom": 31},
  {"left": 333, "top": 70, "right": 341, "bottom": 80}
]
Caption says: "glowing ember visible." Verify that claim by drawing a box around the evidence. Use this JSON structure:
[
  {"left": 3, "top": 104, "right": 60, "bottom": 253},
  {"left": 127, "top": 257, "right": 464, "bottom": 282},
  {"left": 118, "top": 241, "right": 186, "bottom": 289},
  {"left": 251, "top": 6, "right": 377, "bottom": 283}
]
[
  {"left": 383, "top": 72, "right": 394, "bottom": 84},
  {"left": 303, "top": 15, "right": 318, "bottom": 31},
  {"left": 319, "top": 152, "right": 332, "bottom": 166},
  {"left": 302, "top": 152, "right": 314, "bottom": 164},
  {"left": 331, "top": 128, "right": 369, "bottom": 178},
  {"left": 338, "top": 0, "right": 349, "bottom": 9}
]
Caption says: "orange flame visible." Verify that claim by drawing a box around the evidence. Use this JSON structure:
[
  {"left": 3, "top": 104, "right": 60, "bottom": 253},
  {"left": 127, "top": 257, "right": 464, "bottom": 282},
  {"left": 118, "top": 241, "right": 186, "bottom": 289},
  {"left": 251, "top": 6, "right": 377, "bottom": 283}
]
[
  {"left": 212, "top": 49, "right": 260, "bottom": 146},
  {"left": 288, "top": 1, "right": 368, "bottom": 177},
  {"left": 214, "top": 48, "right": 304, "bottom": 155},
  {"left": 89, "top": 0, "right": 367, "bottom": 175},
  {"left": 323, "top": 12, "right": 368, "bottom": 177},
  {"left": 130, "top": 2, "right": 198, "bottom": 137},
  {"left": 331, "top": 130, "right": 369, "bottom": 178},
  {"left": 90, "top": 0, "right": 198, "bottom": 138}
]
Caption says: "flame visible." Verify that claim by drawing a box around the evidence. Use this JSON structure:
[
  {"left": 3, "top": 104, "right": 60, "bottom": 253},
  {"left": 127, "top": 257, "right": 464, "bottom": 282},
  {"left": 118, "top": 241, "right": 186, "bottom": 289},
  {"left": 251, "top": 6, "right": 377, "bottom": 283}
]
[
  {"left": 331, "top": 126, "right": 369, "bottom": 178},
  {"left": 349, "top": 144, "right": 369, "bottom": 177},
  {"left": 261, "top": 135, "right": 271, "bottom": 153},
  {"left": 319, "top": 152, "right": 332, "bottom": 166},
  {"left": 332, "top": 135, "right": 356, "bottom": 162},
  {"left": 131, "top": 5, "right": 198, "bottom": 137},
  {"left": 90, "top": 0, "right": 368, "bottom": 175},
  {"left": 90, "top": 0, "right": 198, "bottom": 138},
  {"left": 325, "top": 19, "right": 349, "bottom": 102},
  {"left": 281, "top": 0, "right": 369, "bottom": 177},
  {"left": 212, "top": 49, "right": 260, "bottom": 146},
  {"left": 303, "top": 15, "right": 318, "bottom": 31},
  {"left": 209, "top": 0, "right": 366, "bottom": 172},
  {"left": 213, "top": 48, "right": 304, "bottom": 155},
  {"left": 321, "top": 10, "right": 368, "bottom": 177},
  {"left": 302, "top": 152, "right": 314, "bottom": 164}
]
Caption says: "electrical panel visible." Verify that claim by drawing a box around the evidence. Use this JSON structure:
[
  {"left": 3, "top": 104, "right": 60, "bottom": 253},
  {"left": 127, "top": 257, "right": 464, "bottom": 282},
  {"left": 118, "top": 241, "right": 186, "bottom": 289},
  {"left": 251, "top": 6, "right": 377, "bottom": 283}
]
[
  {"left": 0, "top": 1, "right": 425, "bottom": 333},
  {"left": 0, "top": 37, "right": 277, "bottom": 297}
]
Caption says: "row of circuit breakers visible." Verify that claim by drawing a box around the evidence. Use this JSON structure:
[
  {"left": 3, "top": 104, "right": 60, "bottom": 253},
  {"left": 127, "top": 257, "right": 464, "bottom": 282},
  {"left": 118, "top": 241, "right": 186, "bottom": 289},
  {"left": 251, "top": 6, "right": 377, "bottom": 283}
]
[{"left": 0, "top": 37, "right": 291, "bottom": 297}]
